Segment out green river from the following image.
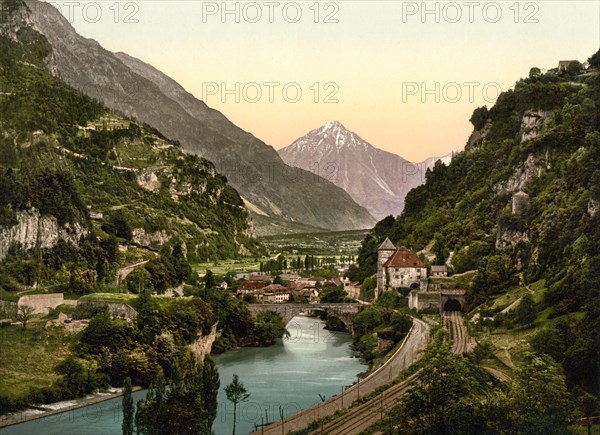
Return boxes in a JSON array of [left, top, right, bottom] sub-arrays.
[[1, 316, 367, 435]]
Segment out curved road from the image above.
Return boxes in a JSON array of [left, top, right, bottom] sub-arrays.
[[249, 318, 430, 435]]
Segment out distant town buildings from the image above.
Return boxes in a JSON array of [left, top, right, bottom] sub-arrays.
[[233, 266, 356, 304]]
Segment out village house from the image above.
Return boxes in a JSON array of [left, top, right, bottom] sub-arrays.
[[377, 238, 427, 298], [430, 265, 448, 277], [260, 284, 291, 303], [236, 280, 265, 295]]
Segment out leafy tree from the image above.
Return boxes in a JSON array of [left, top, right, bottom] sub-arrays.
[[79, 310, 132, 355], [399, 330, 474, 433], [250, 311, 288, 345], [122, 377, 134, 435], [352, 306, 384, 337], [529, 67, 542, 78], [566, 60, 583, 76], [375, 291, 402, 309], [389, 312, 412, 341], [15, 304, 34, 329], [136, 356, 211, 435], [126, 268, 153, 294], [515, 294, 537, 326], [432, 232, 449, 265], [55, 356, 86, 398], [319, 285, 347, 303], [469, 106, 489, 130], [530, 328, 564, 361], [506, 352, 572, 433], [224, 374, 250, 435], [588, 48, 600, 68], [102, 210, 132, 241]]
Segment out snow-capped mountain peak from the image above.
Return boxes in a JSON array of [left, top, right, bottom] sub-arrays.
[[279, 122, 457, 220]]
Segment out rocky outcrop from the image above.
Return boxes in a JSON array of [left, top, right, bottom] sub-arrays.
[[494, 154, 549, 195], [465, 120, 492, 153], [188, 323, 219, 362], [136, 170, 161, 192], [520, 110, 553, 143], [0, 209, 88, 260], [588, 199, 599, 217], [496, 227, 529, 250], [131, 228, 170, 248]]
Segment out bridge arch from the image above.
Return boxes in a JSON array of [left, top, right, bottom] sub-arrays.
[[246, 304, 364, 334]]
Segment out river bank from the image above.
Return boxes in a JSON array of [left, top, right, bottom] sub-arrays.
[[2, 316, 366, 435], [0, 387, 142, 429]]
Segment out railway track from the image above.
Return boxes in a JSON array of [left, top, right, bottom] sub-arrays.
[[311, 372, 420, 435], [444, 311, 471, 354], [311, 311, 473, 435]]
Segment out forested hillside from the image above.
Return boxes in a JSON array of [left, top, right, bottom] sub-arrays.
[[0, 0, 261, 293], [349, 54, 600, 406]]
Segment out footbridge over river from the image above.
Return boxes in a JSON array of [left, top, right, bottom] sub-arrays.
[[247, 303, 364, 333]]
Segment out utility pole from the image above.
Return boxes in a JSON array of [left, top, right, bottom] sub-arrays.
[[279, 406, 284, 435]]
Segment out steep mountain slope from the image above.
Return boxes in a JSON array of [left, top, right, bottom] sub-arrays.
[[349, 60, 600, 400], [22, 0, 375, 234], [279, 121, 453, 219], [0, 0, 260, 273]]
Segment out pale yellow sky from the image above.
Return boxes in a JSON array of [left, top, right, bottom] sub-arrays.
[[50, 1, 599, 161]]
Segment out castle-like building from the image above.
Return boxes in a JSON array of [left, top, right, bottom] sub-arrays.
[[376, 238, 427, 299]]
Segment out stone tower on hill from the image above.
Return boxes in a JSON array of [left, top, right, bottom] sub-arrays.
[[377, 238, 397, 298]]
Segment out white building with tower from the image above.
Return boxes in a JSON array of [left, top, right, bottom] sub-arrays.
[[376, 238, 427, 299]]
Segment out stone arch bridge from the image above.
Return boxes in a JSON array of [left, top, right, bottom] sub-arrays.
[[247, 303, 365, 333]]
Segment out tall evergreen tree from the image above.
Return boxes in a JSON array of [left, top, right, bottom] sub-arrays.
[[122, 377, 134, 435], [202, 356, 220, 432], [225, 374, 250, 435]]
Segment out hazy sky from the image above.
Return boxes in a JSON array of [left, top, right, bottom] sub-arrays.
[[49, 1, 599, 161]]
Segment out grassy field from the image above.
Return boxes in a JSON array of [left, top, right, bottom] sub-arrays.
[[78, 293, 137, 304], [190, 229, 367, 276], [0, 318, 75, 398], [192, 257, 268, 276], [489, 279, 547, 312], [259, 229, 368, 256], [429, 270, 477, 288]]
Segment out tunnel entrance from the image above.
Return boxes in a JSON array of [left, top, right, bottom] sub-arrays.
[[444, 299, 462, 312]]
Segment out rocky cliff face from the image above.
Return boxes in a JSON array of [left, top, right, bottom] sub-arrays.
[[496, 227, 529, 251], [188, 323, 219, 362], [23, 0, 375, 234], [520, 110, 553, 143], [0, 209, 88, 260]]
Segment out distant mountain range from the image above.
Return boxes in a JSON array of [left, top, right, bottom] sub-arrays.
[[279, 121, 456, 220], [23, 0, 375, 235]]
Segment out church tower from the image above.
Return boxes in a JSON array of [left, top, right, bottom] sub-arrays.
[[376, 237, 396, 299]]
